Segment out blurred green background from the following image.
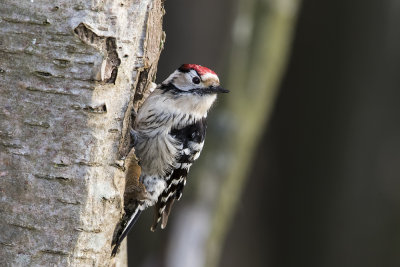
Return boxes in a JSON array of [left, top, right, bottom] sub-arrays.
[[128, 0, 400, 266]]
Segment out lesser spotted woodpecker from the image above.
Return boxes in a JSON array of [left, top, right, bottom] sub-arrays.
[[112, 64, 228, 255]]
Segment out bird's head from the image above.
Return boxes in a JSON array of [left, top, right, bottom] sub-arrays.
[[160, 64, 229, 95]]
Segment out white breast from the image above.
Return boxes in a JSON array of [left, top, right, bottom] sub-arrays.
[[134, 89, 216, 177]]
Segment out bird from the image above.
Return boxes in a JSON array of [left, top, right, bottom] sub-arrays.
[[111, 64, 228, 256]]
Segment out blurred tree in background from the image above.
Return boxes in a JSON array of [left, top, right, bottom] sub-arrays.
[[222, 1, 400, 267], [128, 0, 400, 267]]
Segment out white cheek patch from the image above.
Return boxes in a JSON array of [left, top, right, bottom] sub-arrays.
[[201, 73, 219, 87], [170, 70, 198, 91]]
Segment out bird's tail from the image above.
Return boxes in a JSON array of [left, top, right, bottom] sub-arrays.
[[111, 206, 142, 256]]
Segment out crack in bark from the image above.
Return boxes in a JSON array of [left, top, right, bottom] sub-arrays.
[[76, 161, 102, 167], [26, 86, 77, 96], [52, 59, 70, 67], [83, 104, 107, 114], [40, 249, 70, 256], [34, 174, 72, 183], [56, 198, 81, 205], [70, 104, 107, 114], [75, 227, 102, 233], [24, 121, 50, 128], [132, 69, 150, 108], [33, 71, 53, 77], [0, 142, 23, 149], [74, 23, 121, 84], [52, 162, 69, 168], [9, 223, 39, 231], [1, 5, 51, 26], [0, 241, 15, 247]]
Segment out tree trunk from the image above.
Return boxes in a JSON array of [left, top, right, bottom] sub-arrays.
[[0, 0, 164, 266]]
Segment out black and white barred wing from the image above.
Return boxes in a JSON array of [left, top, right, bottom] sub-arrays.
[[151, 118, 207, 231]]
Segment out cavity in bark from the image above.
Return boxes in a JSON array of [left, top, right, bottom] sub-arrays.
[[74, 23, 121, 84]]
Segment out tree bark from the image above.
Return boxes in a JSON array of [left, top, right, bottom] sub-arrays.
[[0, 0, 164, 266]]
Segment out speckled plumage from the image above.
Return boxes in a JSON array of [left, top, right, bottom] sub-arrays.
[[112, 64, 228, 255], [135, 85, 213, 229]]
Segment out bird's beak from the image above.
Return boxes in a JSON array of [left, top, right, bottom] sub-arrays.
[[212, 86, 230, 93]]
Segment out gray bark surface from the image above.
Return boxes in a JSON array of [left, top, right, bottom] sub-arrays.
[[0, 0, 164, 266]]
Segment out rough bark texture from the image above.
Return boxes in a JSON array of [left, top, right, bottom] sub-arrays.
[[0, 0, 164, 266]]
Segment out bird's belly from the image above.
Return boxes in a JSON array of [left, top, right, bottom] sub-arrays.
[[135, 131, 180, 208], [135, 132, 179, 177], [140, 174, 167, 208]]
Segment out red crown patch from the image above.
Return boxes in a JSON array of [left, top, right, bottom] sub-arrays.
[[179, 64, 217, 76]]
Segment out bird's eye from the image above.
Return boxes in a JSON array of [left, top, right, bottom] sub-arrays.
[[192, 77, 201, 84]]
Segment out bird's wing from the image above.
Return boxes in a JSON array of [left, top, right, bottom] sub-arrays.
[[150, 117, 207, 231]]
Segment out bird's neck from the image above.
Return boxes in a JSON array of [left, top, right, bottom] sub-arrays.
[[146, 89, 216, 119], [171, 93, 217, 118]]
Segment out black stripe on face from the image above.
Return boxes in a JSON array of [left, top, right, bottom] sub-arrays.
[[159, 83, 186, 95], [188, 86, 229, 95]]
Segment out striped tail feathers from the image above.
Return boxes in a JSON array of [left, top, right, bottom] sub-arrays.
[[151, 198, 176, 231], [111, 205, 142, 256], [150, 167, 189, 231], [162, 198, 175, 229]]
